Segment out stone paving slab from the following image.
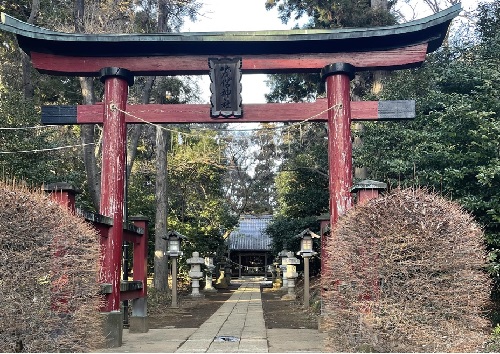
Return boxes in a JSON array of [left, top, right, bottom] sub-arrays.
[[176, 281, 268, 353], [101, 279, 326, 353], [101, 327, 196, 353], [267, 328, 326, 352]]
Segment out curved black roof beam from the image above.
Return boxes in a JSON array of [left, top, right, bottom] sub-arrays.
[[0, 4, 461, 76]]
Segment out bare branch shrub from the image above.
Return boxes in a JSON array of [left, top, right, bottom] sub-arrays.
[[323, 188, 491, 352], [0, 182, 104, 352]]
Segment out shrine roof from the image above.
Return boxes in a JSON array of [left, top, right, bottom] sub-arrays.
[[1, 4, 460, 58], [228, 215, 272, 252]]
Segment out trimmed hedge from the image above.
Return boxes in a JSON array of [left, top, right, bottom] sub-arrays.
[[323, 188, 490, 352], [0, 182, 104, 352]]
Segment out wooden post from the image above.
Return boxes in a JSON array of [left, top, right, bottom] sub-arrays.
[[239, 253, 242, 278], [129, 216, 149, 333], [171, 257, 178, 308], [99, 67, 134, 313], [43, 182, 79, 213], [351, 179, 387, 205], [321, 63, 355, 274], [43, 183, 80, 312], [303, 256, 310, 309]]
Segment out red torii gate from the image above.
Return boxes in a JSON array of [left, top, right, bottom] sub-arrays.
[[0, 3, 459, 345]]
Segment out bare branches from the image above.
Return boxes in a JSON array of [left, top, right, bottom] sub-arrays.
[[323, 188, 490, 352], [0, 182, 104, 352]]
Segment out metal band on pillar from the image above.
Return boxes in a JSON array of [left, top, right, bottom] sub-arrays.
[[99, 67, 134, 313], [320, 62, 355, 277], [99, 67, 135, 87]]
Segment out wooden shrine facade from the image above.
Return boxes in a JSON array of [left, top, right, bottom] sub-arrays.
[[0, 4, 460, 345]]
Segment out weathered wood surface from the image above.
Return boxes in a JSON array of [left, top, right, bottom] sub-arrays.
[[99, 75, 129, 313], [42, 100, 415, 124], [29, 44, 428, 75], [0, 5, 460, 75]]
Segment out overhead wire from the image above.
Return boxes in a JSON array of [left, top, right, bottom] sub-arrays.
[[0, 124, 60, 130], [111, 102, 341, 135], [0, 142, 95, 154], [0, 103, 341, 156]]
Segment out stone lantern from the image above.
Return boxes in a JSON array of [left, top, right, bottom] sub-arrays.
[[279, 249, 289, 289], [203, 256, 217, 292], [224, 260, 232, 286], [281, 251, 300, 300], [296, 229, 319, 309], [162, 230, 186, 308], [187, 251, 205, 297]]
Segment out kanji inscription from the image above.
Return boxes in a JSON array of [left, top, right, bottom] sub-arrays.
[[209, 57, 242, 118]]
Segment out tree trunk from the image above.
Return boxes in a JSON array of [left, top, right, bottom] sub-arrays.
[[20, 0, 40, 100], [74, 0, 101, 211], [79, 77, 101, 211], [152, 0, 171, 292], [126, 77, 155, 179], [153, 126, 169, 291]]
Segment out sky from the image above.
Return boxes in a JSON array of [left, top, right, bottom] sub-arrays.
[[181, 0, 487, 105], [182, 0, 300, 104]]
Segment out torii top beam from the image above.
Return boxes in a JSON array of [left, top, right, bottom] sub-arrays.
[[0, 4, 460, 76]]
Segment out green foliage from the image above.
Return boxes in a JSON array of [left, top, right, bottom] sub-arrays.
[[273, 122, 329, 218], [477, 1, 500, 41], [265, 215, 319, 256], [265, 0, 397, 28], [127, 126, 237, 271], [486, 324, 500, 352], [0, 92, 87, 188], [167, 131, 237, 270], [356, 2, 500, 291], [265, 73, 322, 103]]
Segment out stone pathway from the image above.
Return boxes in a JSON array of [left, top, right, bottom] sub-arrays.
[[103, 279, 325, 353], [176, 281, 267, 352]]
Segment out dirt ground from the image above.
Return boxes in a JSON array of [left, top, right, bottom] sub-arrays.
[[144, 278, 320, 330]]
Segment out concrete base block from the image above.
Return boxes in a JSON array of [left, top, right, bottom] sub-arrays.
[[214, 275, 229, 289], [129, 316, 149, 333], [203, 287, 217, 293], [100, 311, 123, 348], [281, 293, 296, 300]]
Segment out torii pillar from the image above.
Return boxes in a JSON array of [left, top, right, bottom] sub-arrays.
[[320, 63, 355, 275], [98, 67, 134, 316]]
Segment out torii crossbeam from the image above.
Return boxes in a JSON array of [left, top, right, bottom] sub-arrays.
[[0, 3, 460, 347]]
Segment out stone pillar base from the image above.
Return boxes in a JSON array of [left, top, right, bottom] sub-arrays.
[[100, 311, 123, 348], [129, 316, 149, 333]]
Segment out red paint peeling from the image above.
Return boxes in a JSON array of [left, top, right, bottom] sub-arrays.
[[99, 76, 129, 312], [322, 71, 353, 276]]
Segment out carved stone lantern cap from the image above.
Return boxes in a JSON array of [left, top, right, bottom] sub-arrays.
[[187, 251, 205, 265]]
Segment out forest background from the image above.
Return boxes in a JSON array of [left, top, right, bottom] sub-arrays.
[[0, 0, 499, 302]]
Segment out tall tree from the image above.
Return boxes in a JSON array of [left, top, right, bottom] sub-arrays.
[[167, 129, 237, 268], [264, 0, 397, 250]]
